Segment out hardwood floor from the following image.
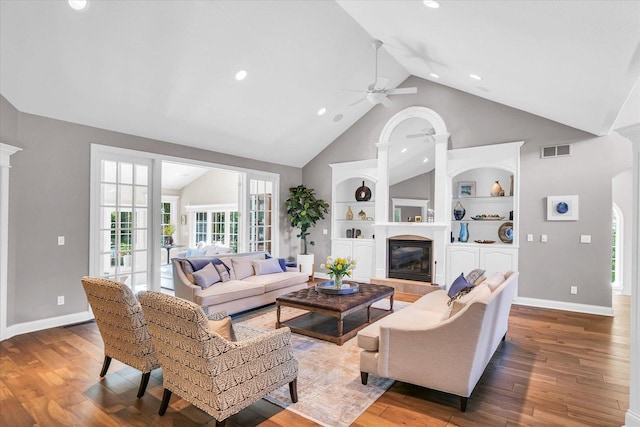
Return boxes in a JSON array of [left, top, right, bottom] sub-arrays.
[[0, 290, 629, 426]]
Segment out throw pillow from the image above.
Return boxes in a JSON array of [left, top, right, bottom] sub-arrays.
[[447, 273, 472, 298], [253, 258, 284, 275], [192, 262, 221, 289], [265, 254, 287, 272], [465, 268, 486, 285], [213, 263, 231, 282], [216, 256, 236, 280], [181, 260, 196, 284], [449, 301, 466, 318], [208, 316, 235, 341], [232, 258, 255, 280]]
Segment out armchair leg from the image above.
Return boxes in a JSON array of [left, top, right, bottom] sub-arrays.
[[137, 372, 151, 398], [460, 396, 468, 412], [361, 372, 368, 385], [502, 333, 506, 342], [159, 389, 172, 415], [289, 378, 298, 403], [99, 356, 112, 378]]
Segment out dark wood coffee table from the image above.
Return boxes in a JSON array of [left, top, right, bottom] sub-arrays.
[[275, 282, 394, 345]]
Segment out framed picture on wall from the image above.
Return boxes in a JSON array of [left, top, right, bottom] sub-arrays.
[[457, 181, 476, 198], [546, 195, 579, 221]]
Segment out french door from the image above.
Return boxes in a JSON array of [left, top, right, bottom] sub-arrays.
[[243, 174, 279, 255], [91, 147, 157, 292]]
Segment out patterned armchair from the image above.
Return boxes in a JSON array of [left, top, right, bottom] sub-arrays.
[[80, 276, 160, 398], [137, 291, 298, 427]]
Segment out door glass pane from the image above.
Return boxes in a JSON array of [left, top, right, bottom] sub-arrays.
[[119, 162, 133, 184], [134, 230, 147, 250], [102, 160, 117, 182], [135, 164, 148, 186], [101, 184, 117, 205], [135, 185, 148, 207], [119, 184, 133, 206], [135, 208, 147, 228]]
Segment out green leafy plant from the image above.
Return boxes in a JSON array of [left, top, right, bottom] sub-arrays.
[[285, 185, 329, 255], [162, 224, 176, 237]]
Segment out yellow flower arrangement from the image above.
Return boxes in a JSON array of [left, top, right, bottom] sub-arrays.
[[320, 256, 357, 287]]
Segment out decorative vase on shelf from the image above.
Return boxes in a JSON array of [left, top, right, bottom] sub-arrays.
[[453, 201, 466, 220], [355, 181, 372, 201], [346, 206, 354, 220], [490, 181, 504, 197], [459, 222, 469, 242], [358, 209, 366, 220]]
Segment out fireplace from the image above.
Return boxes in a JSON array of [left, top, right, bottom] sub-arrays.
[[387, 237, 432, 282]]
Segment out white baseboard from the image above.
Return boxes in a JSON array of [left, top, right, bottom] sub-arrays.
[[626, 409, 640, 427], [513, 297, 614, 317], [3, 310, 94, 341]]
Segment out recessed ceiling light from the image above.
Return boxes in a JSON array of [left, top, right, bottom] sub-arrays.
[[429, 73, 439, 79], [68, 0, 87, 10], [469, 73, 482, 81], [317, 107, 327, 116], [423, 157, 429, 163], [401, 148, 408, 153], [333, 114, 343, 123], [235, 70, 247, 81], [423, 1, 440, 9]]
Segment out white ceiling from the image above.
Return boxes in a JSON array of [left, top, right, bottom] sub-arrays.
[[161, 161, 210, 190], [1, 1, 639, 168]]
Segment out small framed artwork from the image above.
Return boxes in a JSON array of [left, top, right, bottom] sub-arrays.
[[457, 181, 476, 198], [546, 195, 579, 221], [414, 215, 422, 222]]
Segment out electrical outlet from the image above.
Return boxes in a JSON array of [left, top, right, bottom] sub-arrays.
[[322, 229, 328, 235], [57, 296, 65, 305], [570, 286, 578, 295], [527, 234, 533, 242], [58, 236, 65, 246], [541, 234, 548, 243]]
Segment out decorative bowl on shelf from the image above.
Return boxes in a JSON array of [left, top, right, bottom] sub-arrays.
[[474, 240, 496, 244], [471, 215, 505, 220]]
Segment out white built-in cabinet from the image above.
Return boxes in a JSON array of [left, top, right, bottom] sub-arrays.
[[329, 160, 377, 282], [446, 142, 523, 285]]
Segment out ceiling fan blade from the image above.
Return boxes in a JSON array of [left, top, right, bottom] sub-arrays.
[[385, 87, 418, 95], [348, 97, 367, 107], [379, 96, 392, 107]]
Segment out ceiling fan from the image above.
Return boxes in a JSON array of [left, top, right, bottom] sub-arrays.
[[406, 127, 435, 139], [350, 40, 418, 107]]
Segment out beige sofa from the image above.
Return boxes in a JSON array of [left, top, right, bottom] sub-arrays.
[[357, 271, 519, 411], [172, 251, 309, 315]]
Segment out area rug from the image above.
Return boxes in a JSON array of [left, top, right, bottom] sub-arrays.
[[234, 299, 407, 427]]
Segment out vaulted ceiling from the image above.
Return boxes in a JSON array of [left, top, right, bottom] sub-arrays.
[[1, 1, 638, 168]]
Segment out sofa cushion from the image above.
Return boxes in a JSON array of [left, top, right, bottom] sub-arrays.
[[232, 257, 256, 280], [265, 254, 287, 272], [192, 262, 221, 289], [213, 263, 231, 282], [208, 316, 234, 341], [465, 268, 486, 285], [448, 273, 473, 298], [253, 258, 284, 275], [243, 271, 309, 292], [357, 308, 443, 352], [442, 283, 491, 320], [483, 272, 506, 292], [410, 290, 451, 314], [195, 281, 265, 306], [449, 301, 466, 318]]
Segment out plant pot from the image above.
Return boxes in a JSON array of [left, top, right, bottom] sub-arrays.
[[297, 253, 315, 276]]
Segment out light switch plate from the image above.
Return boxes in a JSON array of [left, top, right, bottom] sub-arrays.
[[527, 234, 533, 242], [58, 236, 65, 246], [580, 234, 591, 244], [541, 234, 548, 243]]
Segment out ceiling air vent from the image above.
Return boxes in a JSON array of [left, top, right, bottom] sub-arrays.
[[541, 144, 572, 158]]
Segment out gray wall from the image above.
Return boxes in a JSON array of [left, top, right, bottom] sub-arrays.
[[303, 75, 632, 308], [1, 95, 301, 325]]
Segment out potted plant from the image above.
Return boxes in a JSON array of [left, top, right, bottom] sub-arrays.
[[163, 223, 176, 245], [285, 185, 329, 275]]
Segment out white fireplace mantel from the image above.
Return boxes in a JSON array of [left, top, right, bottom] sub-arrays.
[[373, 222, 449, 286]]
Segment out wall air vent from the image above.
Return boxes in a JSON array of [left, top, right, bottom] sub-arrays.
[[541, 144, 572, 158]]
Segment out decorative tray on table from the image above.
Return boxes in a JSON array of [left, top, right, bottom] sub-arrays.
[[315, 281, 360, 295]]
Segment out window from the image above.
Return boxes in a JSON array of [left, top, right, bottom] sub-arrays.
[[249, 179, 273, 253], [161, 202, 172, 245], [188, 205, 238, 251]]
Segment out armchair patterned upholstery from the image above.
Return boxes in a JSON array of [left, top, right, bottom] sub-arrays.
[[80, 276, 160, 398], [137, 291, 298, 426]]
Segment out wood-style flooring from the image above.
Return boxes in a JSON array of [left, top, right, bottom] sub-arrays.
[[0, 287, 630, 426]]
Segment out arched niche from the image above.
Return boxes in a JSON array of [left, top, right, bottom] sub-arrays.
[[375, 107, 450, 224]]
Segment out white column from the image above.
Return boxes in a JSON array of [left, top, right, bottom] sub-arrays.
[[0, 143, 22, 341], [433, 133, 450, 223], [627, 134, 640, 427]]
